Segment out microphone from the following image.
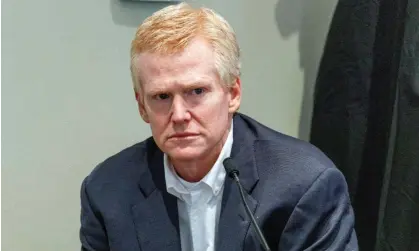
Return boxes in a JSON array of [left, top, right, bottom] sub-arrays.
[[223, 157, 271, 251]]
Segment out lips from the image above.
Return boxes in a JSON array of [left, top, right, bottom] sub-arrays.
[[169, 133, 199, 139]]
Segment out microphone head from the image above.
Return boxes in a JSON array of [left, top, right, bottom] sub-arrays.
[[223, 157, 240, 178]]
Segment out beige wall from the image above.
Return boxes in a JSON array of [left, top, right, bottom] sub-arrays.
[[2, 0, 337, 250]]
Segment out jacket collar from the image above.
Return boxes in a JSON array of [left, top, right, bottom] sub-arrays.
[[216, 113, 260, 251], [131, 139, 181, 250]]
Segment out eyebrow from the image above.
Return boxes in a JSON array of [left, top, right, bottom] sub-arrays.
[[146, 81, 212, 95]]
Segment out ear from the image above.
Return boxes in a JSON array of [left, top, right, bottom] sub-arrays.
[[135, 89, 150, 123], [228, 77, 242, 113]]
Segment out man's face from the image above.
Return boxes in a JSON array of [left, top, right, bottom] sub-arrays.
[[134, 38, 241, 162]]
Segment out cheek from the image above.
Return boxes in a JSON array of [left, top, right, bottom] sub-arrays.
[[194, 96, 230, 130], [148, 116, 167, 137]]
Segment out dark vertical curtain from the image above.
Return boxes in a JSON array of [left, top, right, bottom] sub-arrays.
[[375, 1, 419, 250], [309, 0, 419, 250]]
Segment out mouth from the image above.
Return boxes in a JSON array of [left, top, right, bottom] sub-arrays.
[[168, 133, 199, 139]]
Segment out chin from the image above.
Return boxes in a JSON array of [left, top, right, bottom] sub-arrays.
[[166, 148, 205, 161]]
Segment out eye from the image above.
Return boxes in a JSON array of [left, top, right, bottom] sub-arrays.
[[156, 93, 170, 100], [192, 88, 205, 95]]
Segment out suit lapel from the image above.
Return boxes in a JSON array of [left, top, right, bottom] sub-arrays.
[[216, 114, 260, 251], [131, 142, 181, 251]]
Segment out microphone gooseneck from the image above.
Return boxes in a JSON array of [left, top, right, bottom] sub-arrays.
[[223, 158, 271, 251]]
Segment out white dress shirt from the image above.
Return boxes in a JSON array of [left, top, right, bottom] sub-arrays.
[[163, 122, 234, 251]]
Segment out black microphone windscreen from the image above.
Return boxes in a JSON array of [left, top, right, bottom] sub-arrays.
[[223, 157, 240, 178]]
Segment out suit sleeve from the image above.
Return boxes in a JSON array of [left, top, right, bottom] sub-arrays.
[[278, 168, 359, 251], [80, 177, 110, 251]]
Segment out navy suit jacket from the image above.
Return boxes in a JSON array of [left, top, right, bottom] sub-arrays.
[[80, 113, 358, 251]]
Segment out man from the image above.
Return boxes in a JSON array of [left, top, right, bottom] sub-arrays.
[[79, 2, 358, 251]]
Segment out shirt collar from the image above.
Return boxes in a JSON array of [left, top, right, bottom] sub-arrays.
[[164, 121, 234, 198]]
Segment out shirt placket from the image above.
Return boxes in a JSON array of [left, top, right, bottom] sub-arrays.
[[190, 188, 212, 251]]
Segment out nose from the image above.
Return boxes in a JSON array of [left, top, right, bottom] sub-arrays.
[[171, 95, 191, 123]]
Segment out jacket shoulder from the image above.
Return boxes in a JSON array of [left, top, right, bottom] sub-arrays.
[[237, 113, 338, 191], [82, 137, 155, 189], [238, 113, 334, 171], [239, 114, 345, 207]]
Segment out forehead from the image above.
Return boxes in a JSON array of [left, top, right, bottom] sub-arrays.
[[134, 38, 219, 90]]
